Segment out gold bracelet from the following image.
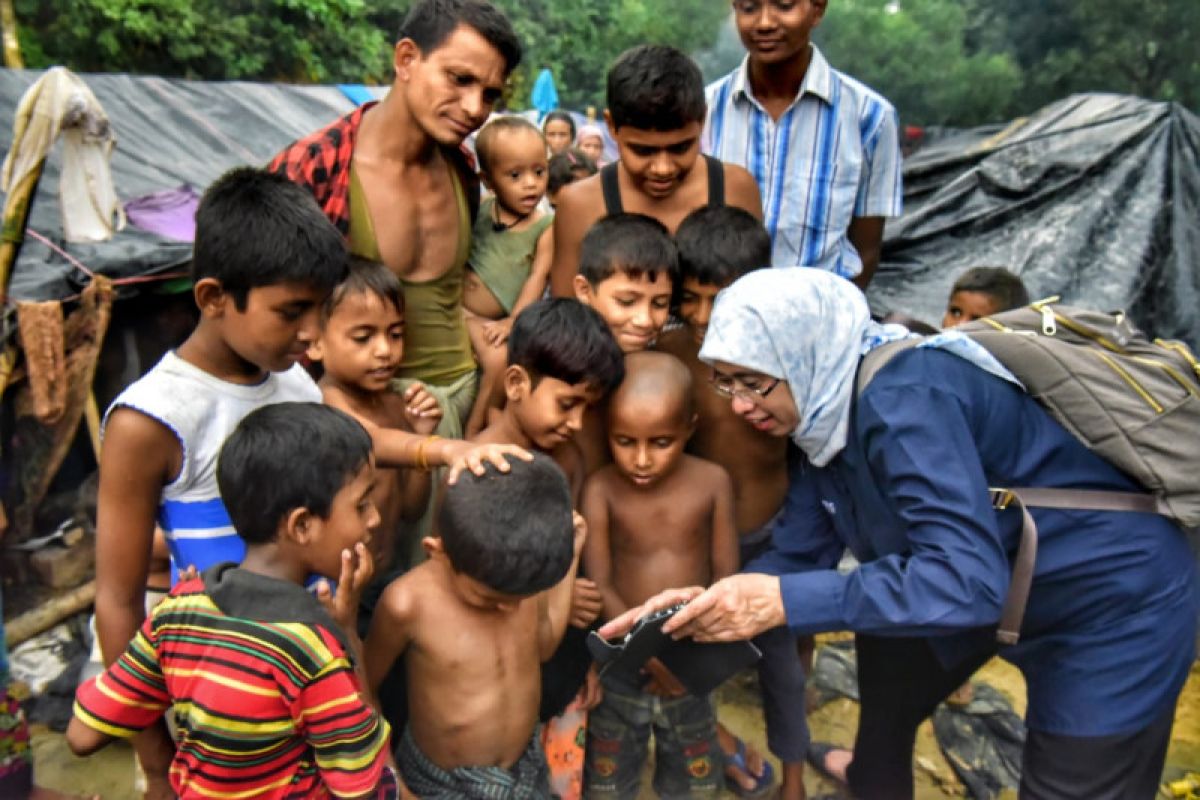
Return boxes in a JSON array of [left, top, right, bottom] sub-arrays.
[[416, 435, 441, 471]]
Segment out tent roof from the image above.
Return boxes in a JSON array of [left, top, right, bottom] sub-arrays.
[[872, 93, 1200, 348], [0, 69, 384, 303]]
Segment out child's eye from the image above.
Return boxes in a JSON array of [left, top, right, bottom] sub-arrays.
[[277, 309, 302, 322], [653, 438, 675, 448], [667, 141, 694, 155], [613, 437, 633, 446], [630, 145, 657, 157], [653, 298, 671, 309], [615, 298, 636, 307], [351, 334, 370, 343], [508, 171, 520, 180]]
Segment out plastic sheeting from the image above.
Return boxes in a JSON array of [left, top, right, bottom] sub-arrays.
[[0, 69, 386, 303], [872, 93, 1200, 349]]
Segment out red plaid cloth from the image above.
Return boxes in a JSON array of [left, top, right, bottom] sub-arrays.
[[269, 102, 480, 236]]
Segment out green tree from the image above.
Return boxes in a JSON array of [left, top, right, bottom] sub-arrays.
[[816, 0, 1022, 126], [15, 0, 390, 83], [966, 0, 1200, 113]]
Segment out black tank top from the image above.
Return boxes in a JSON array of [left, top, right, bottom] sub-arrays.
[[599, 154, 726, 215]]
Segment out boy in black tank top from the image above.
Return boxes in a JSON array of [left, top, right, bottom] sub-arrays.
[[549, 44, 763, 298]]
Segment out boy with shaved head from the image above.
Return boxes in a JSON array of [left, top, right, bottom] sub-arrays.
[[581, 351, 739, 798]]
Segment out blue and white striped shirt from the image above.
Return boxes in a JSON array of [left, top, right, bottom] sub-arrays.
[[704, 47, 904, 278]]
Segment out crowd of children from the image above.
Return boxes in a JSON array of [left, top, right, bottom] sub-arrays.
[[62, 7, 1045, 800]]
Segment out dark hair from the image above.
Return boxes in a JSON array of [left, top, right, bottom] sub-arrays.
[[542, 110, 577, 140], [950, 267, 1030, 312], [547, 148, 597, 196], [438, 453, 574, 595], [508, 299, 625, 394], [323, 256, 404, 321], [475, 115, 543, 175], [579, 213, 679, 287], [607, 45, 706, 131], [193, 167, 347, 310], [675, 206, 771, 287], [218, 403, 373, 545], [399, 0, 521, 74]]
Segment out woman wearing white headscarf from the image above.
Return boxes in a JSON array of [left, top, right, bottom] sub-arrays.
[[600, 269, 1197, 800]]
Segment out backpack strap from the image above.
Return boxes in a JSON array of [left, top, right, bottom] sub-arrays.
[[989, 487, 1169, 645]]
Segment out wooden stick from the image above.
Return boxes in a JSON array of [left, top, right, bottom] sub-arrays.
[[4, 579, 95, 648]]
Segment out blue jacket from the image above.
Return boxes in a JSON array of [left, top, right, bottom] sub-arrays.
[[752, 348, 1198, 736]]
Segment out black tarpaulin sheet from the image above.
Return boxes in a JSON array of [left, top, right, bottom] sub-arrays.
[[872, 93, 1200, 349], [0, 69, 385, 303]]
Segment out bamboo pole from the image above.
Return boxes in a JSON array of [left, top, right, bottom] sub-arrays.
[[4, 579, 95, 648], [0, 0, 22, 69]]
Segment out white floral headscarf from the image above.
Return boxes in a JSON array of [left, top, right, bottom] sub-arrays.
[[698, 269, 909, 466]]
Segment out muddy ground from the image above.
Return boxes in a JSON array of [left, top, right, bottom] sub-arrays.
[[28, 645, 1200, 799]]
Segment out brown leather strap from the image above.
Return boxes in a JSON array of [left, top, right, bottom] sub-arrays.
[[989, 487, 1170, 645]]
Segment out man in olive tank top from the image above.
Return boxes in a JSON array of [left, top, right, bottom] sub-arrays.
[[271, 0, 522, 437]]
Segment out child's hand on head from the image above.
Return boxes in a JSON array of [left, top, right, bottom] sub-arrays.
[[315, 542, 374, 634], [482, 317, 514, 347], [444, 442, 534, 482], [403, 382, 443, 436]]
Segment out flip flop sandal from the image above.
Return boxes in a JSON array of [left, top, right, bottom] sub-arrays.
[[724, 736, 775, 798], [806, 740, 851, 787]]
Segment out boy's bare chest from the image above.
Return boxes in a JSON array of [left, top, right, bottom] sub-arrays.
[[417, 603, 538, 672], [356, 161, 462, 282], [608, 492, 712, 552]]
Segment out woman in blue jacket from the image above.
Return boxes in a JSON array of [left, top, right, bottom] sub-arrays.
[[602, 268, 1198, 799]]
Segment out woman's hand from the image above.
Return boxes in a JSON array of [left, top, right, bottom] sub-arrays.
[[596, 575, 786, 644]]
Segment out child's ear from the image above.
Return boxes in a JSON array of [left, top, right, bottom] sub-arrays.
[[306, 338, 324, 363], [194, 278, 228, 319], [603, 109, 617, 141], [503, 365, 531, 402], [573, 275, 593, 305], [283, 507, 317, 546], [422, 536, 446, 560]]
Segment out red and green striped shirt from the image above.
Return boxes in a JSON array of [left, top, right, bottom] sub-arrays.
[[74, 565, 393, 798]]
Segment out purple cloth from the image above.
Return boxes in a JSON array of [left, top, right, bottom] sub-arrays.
[[125, 185, 201, 242]]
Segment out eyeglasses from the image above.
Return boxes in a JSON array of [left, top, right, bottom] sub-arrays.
[[708, 369, 780, 401]]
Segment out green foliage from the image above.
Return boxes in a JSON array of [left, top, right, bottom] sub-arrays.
[[490, 0, 730, 109], [816, 0, 1021, 126], [14, 0, 390, 83]]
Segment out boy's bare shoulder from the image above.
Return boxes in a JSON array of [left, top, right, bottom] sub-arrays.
[[655, 329, 698, 362], [722, 162, 764, 219], [321, 382, 409, 431], [581, 462, 623, 497], [676, 453, 733, 491], [554, 175, 605, 226], [377, 561, 439, 622]]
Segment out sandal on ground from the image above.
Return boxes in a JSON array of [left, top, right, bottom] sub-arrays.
[[806, 741, 852, 787], [723, 736, 775, 798]]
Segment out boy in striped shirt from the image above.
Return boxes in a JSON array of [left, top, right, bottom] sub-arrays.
[[70, 403, 398, 799]]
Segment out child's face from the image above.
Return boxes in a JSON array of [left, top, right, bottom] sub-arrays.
[[942, 290, 1000, 328], [574, 271, 673, 353], [578, 135, 604, 164], [678, 277, 727, 346], [733, 0, 826, 67], [311, 291, 405, 393], [607, 393, 692, 489], [543, 119, 574, 155], [308, 461, 380, 580], [608, 121, 703, 200], [484, 128, 549, 218], [509, 371, 603, 451], [217, 281, 326, 373]]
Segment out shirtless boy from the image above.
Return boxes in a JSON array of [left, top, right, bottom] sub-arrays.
[[364, 454, 585, 797], [272, 0, 522, 435], [658, 206, 806, 799], [550, 44, 761, 297], [581, 351, 739, 798], [310, 258, 441, 575]]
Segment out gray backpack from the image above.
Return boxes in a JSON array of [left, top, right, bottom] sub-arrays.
[[858, 298, 1200, 644]]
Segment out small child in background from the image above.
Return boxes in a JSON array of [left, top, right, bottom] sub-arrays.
[[364, 454, 586, 797], [308, 257, 441, 577], [547, 148, 597, 208], [463, 116, 555, 437], [942, 266, 1030, 327], [572, 212, 680, 475], [575, 124, 606, 167], [543, 110, 577, 155], [582, 351, 739, 798], [70, 403, 396, 798]]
